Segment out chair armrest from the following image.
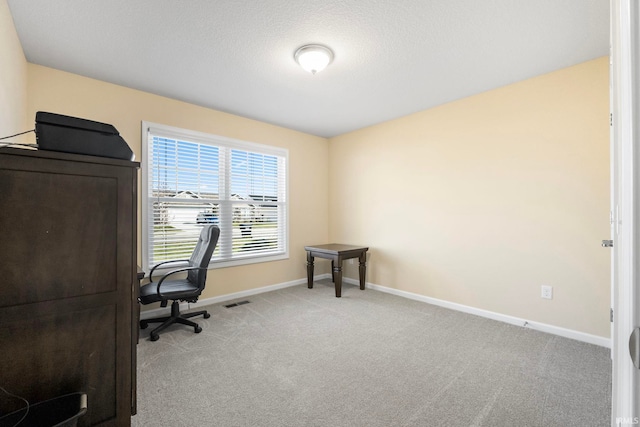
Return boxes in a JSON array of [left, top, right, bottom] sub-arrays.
[[149, 259, 190, 282], [155, 266, 208, 299]]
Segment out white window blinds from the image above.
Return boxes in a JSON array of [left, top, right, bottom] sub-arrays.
[[142, 123, 288, 270]]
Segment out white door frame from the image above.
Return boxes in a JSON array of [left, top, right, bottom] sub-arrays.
[[610, 1, 640, 425]]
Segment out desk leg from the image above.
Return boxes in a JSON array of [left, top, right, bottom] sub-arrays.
[[306, 252, 314, 289], [333, 262, 343, 297], [359, 252, 366, 290]]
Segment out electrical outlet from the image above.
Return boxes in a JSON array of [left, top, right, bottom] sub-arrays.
[[541, 285, 553, 300]]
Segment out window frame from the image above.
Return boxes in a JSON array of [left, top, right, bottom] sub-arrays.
[[141, 121, 289, 273]]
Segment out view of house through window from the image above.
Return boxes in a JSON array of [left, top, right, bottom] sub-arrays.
[[142, 123, 288, 270]]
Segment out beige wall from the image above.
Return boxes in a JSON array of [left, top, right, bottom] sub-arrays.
[[14, 37, 609, 336], [26, 64, 330, 300], [0, 0, 27, 135], [329, 57, 610, 338]]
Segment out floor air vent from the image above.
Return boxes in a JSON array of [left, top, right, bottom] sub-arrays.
[[224, 300, 250, 308]]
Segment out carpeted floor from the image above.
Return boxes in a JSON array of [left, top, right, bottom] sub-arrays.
[[132, 280, 611, 427]]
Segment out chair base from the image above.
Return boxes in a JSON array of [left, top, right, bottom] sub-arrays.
[[140, 300, 210, 341]]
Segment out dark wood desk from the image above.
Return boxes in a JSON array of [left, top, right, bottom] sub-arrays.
[[305, 244, 368, 297]]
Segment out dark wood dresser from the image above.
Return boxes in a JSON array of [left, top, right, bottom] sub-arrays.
[[0, 147, 138, 426]]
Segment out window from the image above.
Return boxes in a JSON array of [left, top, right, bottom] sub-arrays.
[[142, 122, 288, 271]]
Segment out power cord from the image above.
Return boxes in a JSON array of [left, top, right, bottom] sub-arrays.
[[0, 130, 37, 150], [0, 385, 29, 426], [0, 142, 38, 149], [0, 129, 35, 141]]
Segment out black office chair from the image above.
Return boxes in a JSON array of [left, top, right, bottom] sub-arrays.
[[139, 225, 220, 341]]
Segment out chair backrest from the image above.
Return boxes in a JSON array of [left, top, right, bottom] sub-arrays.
[[187, 225, 220, 289]]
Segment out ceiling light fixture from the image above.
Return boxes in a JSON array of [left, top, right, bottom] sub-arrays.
[[294, 44, 334, 75]]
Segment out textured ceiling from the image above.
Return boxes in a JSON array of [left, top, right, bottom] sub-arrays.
[[7, 0, 609, 138]]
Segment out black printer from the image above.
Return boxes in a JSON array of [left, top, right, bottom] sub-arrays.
[[35, 111, 135, 161]]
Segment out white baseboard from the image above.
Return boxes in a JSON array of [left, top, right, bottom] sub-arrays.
[[141, 274, 611, 349], [342, 278, 611, 349], [140, 274, 331, 320]]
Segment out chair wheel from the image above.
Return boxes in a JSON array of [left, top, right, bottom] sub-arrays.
[[203, 312, 211, 319], [150, 333, 159, 341], [140, 321, 148, 329], [194, 325, 202, 333]]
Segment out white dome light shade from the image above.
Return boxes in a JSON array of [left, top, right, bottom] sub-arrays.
[[294, 44, 334, 74]]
